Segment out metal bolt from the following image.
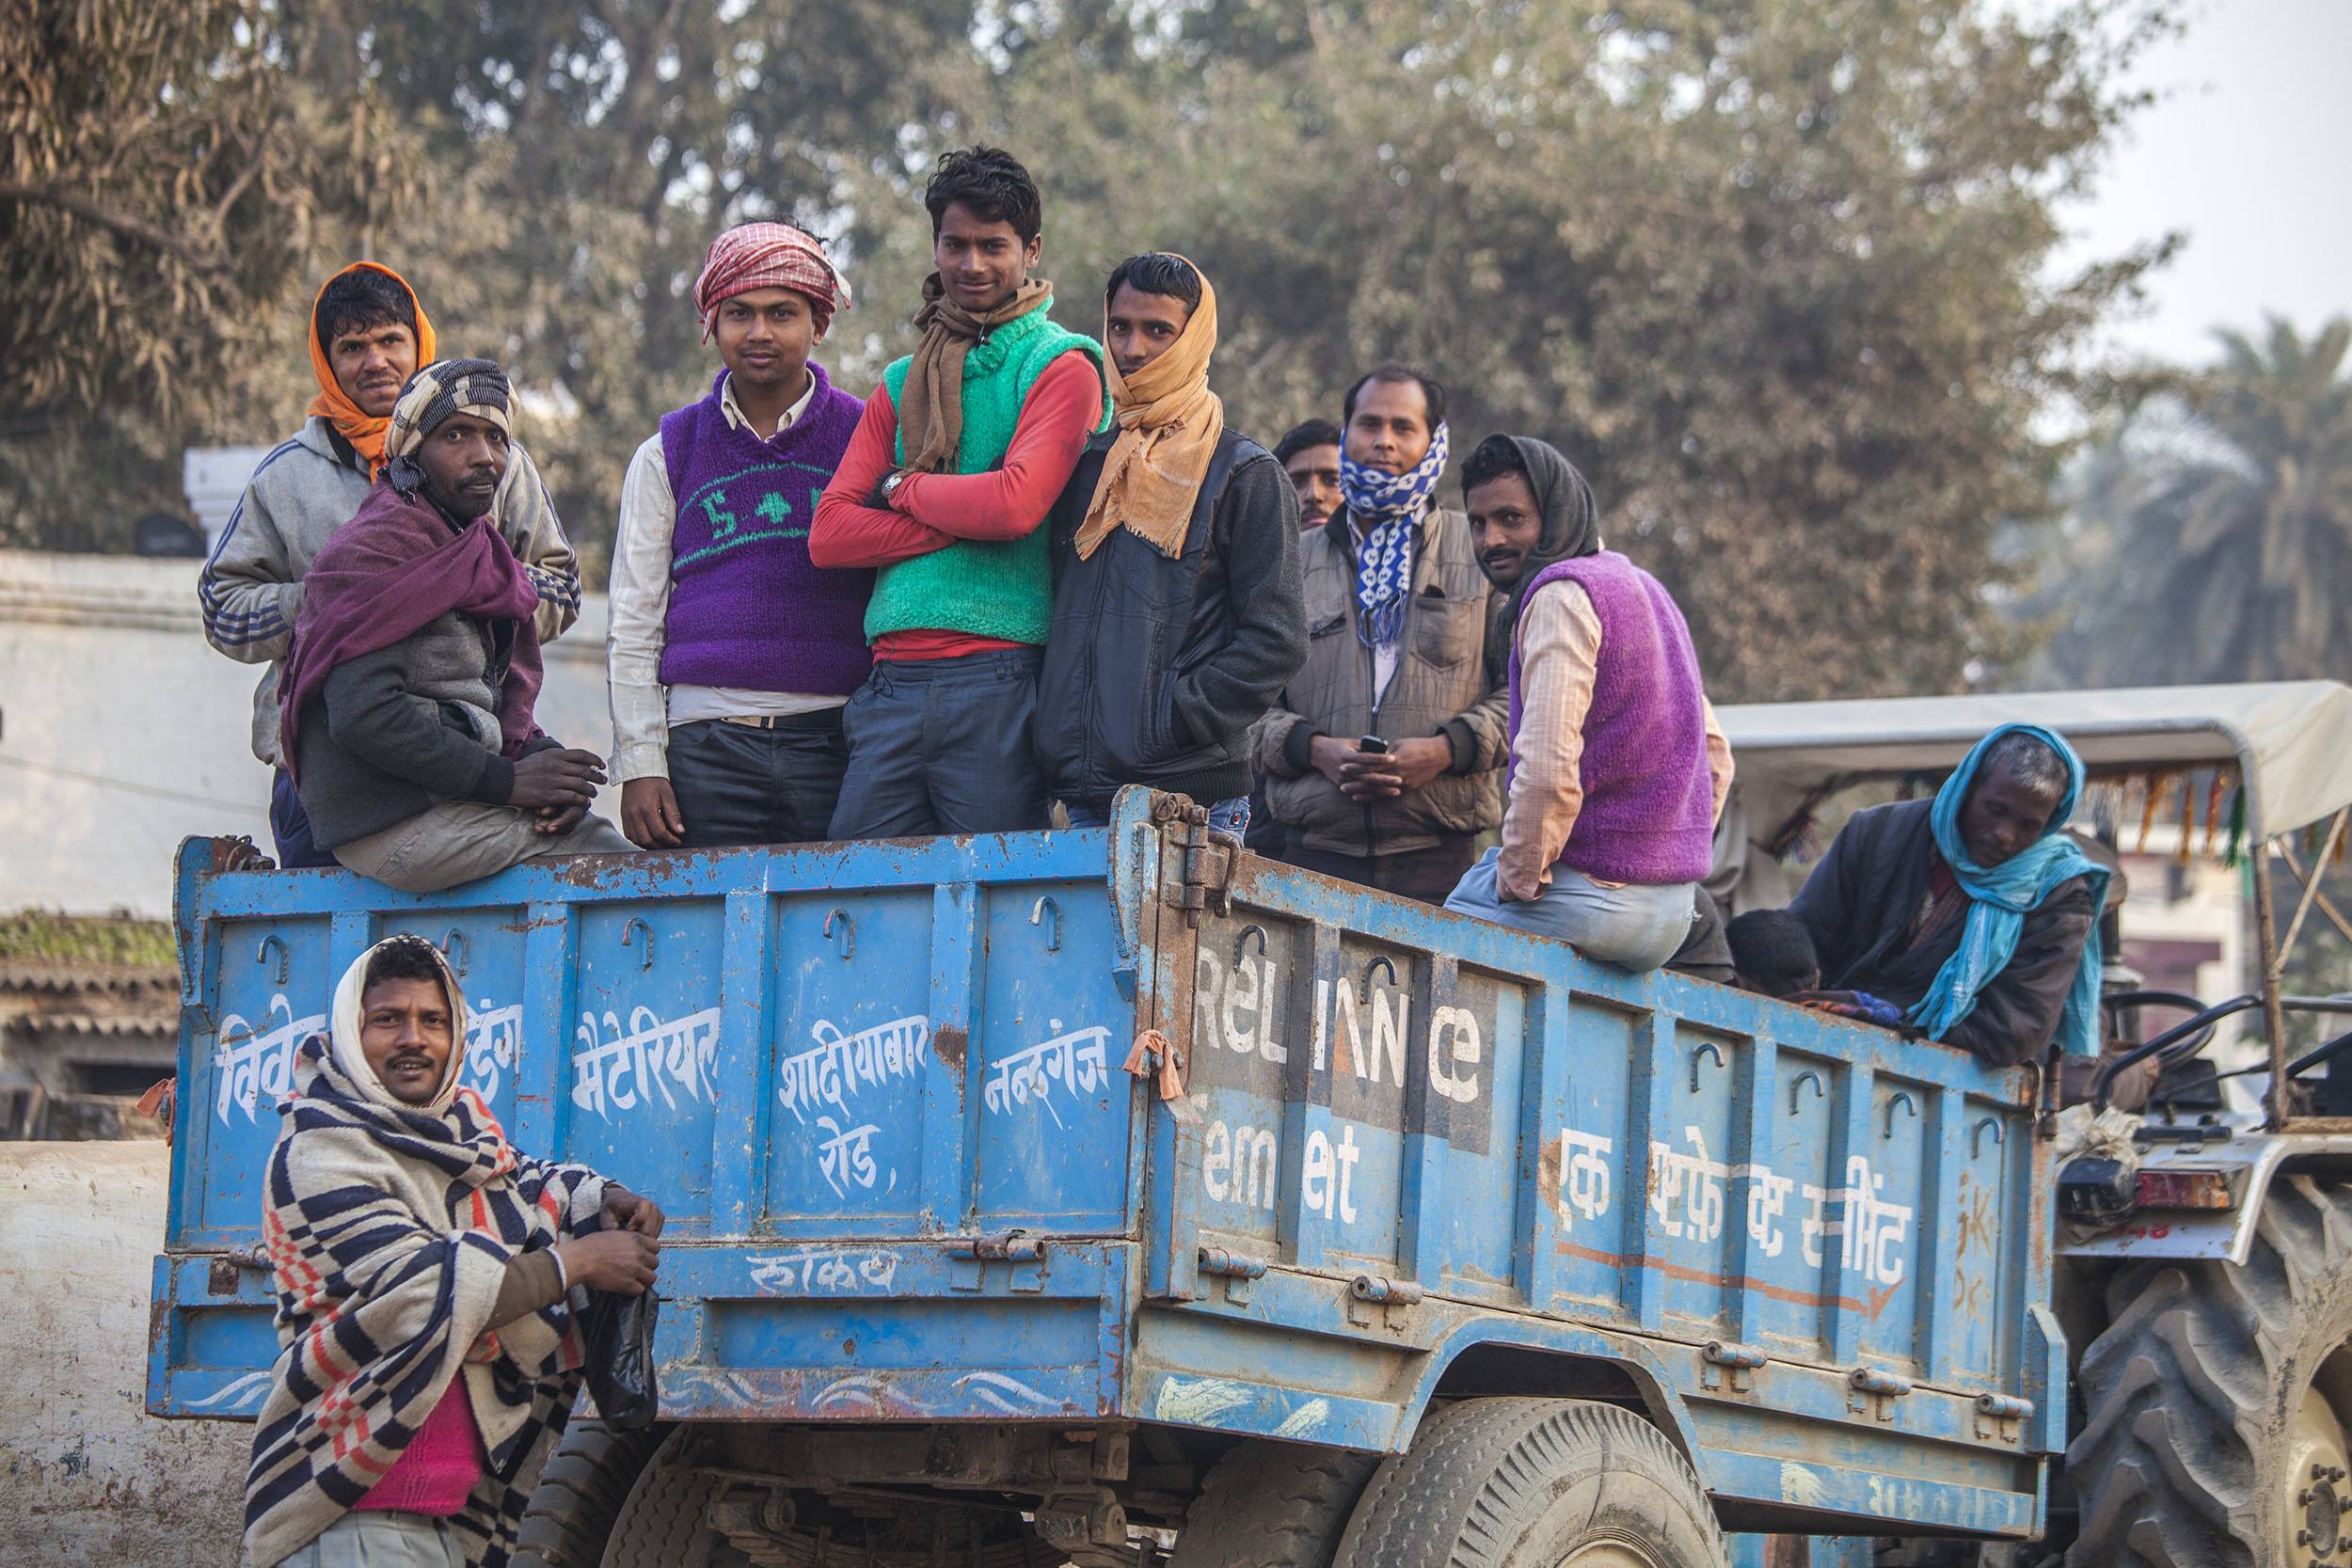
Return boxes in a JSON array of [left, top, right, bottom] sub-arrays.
[[2307, 1489, 2318, 1507], [2303, 1530, 2315, 1546], [2333, 1466, 2347, 1482], [2320, 1464, 2335, 1481]]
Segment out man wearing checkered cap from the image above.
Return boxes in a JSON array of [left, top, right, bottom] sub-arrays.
[[278, 358, 632, 892], [604, 221, 872, 850]]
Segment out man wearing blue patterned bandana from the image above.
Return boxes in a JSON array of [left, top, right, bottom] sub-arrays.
[[1248, 363, 1510, 903]]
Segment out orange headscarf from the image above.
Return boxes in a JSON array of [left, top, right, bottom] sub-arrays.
[[306, 261, 437, 471]]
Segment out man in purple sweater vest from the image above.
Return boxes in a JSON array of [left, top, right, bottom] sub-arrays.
[[1441, 435, 1734, 971], [606, 222, 872, 849]]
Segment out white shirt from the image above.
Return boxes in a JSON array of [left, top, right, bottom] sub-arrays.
[[606, 371, 837, 784]]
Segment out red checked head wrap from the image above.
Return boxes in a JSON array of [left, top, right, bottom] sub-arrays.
[[692, 222, 851, 341]]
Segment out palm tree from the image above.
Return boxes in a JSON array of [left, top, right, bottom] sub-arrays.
[[2042, 316, 2352, 687]]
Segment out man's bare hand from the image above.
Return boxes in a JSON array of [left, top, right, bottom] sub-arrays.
[[509, 748, 606, 812], [602, 1186, 666, 1238], [555, 1230, 659, 1295], [621, 778, 686, 848], [1318, 734, 1453, 800], [533, 802, 588, 835]]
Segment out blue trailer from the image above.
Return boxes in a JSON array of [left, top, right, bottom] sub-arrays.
[[150, 788, 2058, 1567]]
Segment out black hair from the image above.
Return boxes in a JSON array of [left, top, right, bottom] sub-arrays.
[[1725, 911, 1820, 999], [1981, 732, 2070, 800], [925, 145, 1043, 245], [1273, 419, 1343, 467], [362, 934, 445, 993], [314, 268, 418, 352], [1459, 433, 1530, 497], [1104, 252, 1201, 314], [1343, 361, 1446, 429]]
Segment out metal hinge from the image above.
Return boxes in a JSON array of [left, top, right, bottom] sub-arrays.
[[1197, 1246, 1269, 1304], [1155, 796, 1238, 928]]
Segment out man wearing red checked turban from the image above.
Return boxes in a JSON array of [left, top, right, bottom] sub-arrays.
[[605, 221, 876, 849]]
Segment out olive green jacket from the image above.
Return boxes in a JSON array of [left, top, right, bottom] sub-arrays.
[[1248, 501, 1509, 856]]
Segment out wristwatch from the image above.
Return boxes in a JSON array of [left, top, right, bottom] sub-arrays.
[[880, 470, 908, 505]]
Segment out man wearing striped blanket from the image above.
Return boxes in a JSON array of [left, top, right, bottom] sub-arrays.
[[243, 934, 663, 1568]]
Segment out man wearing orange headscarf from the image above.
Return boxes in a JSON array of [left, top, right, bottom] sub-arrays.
[[1035, 253, 1306, 831], [200, 261, 581, 866]]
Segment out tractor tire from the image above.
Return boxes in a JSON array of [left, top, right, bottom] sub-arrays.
[[1330, 1397, 1725, 1568], [2065, 1173, 2352, 1568], [1168, 1441, 1379, 1568], [509, 1418, 673, 1568]]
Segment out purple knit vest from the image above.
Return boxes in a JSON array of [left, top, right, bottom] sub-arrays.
[[1507, 553, 1714, 883], [658, 366, 871, 695]]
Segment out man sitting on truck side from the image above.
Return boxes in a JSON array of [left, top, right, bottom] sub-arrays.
[[242, 934, 663, 1568], [278, 359, 632, 892], [810, 145, 1111, 837], [607, 222, 870, 850], [1036, 254, 1307, 833], [1248, 365, 1510, 904], [1439, 435, 1730, 971], [1787, 724, 2110, 1065], [200, 262, 580, 868]]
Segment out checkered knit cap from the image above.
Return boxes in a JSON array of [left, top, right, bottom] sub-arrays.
[[384, 357, 513, 462]]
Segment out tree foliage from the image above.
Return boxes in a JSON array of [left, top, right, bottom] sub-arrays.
[[8, 0, 2175, 701], [2039, 315, 2352, 687], [1, 0, 420, 545]]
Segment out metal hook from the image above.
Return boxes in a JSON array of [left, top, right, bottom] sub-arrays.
[[1364, 955, 1398, 990], [822, 908, 855, 960], [1029, 896, 1061, 952], [257, 934, 290, 987], [438, 928, 470, 978], [1972, 1117, 2006, 1159], [620, 916, 655, 972], [1789, 1070, 1824, 1114], [1883, 1091, 1919, 1138], [1690, 1040, 1725, 1093], [1234, 924, 1270, 964]]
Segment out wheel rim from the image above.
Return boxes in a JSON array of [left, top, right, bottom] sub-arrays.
[[1559, 1541, 1667, 1568], [2283, 1351, 2352, 1562]]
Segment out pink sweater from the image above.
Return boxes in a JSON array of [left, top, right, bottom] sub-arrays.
[[353, 1381, 485, 1516]]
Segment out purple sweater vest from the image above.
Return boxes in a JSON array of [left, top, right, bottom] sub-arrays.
[[1508, 553, 1714, 883], [658, 366, 871, 696]]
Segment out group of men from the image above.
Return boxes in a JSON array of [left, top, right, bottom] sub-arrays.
[[200, 142, 1740, 969]]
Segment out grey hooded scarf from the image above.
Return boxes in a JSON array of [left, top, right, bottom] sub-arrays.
[[1486, 435, 1604, 630]]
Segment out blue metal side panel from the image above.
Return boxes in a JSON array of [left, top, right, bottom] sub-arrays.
[[150, 829, 1147, 1420]]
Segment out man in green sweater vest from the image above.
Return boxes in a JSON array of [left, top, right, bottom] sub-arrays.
[[812, 146, 1111, 837]]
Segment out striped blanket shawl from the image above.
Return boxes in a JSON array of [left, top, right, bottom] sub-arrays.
[[244, 1034, 608, 1568]]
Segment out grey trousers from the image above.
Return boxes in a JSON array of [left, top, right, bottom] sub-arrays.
[[335, 801, 634, 893], [278, 1512, 464, 1568], [1444, 848, 1698, 973]]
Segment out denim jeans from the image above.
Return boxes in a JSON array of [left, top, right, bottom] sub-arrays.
[[270, 768, 338, 868], [1443, 848, 1699, 973], [1063, 795, 1249, 835], [827, 649, 1050, 838], [278, 1512, 464, 1568], [665, 712, 848, 847]]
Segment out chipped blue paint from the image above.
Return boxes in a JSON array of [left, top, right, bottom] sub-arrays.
[[148, 788, 2055, 1544]]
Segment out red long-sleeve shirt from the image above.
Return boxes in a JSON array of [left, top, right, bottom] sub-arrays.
[[811, 353, 1104, 662]]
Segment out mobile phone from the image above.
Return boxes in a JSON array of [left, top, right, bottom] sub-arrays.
[[1358, 735, 1391, 754]]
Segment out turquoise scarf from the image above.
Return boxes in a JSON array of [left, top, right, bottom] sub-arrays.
[[1911, 722, 2111, 1057]]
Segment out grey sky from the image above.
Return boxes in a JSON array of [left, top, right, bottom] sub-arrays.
[[2056, 0, 2352, 369]]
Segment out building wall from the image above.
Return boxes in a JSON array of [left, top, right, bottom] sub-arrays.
[[0, 548, 620, 919], [0, 1142, 247, 1565]]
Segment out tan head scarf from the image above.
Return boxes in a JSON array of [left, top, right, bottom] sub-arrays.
[[1073, 259, 1223, 561], [327, 934, 471, 1116], [897, 273, 1056, 474]]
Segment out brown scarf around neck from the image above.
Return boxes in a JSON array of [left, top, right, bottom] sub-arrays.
[[898, 273, 1055, 473]]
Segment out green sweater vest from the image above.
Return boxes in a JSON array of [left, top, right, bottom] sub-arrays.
[[866, 303, 1109, 646]]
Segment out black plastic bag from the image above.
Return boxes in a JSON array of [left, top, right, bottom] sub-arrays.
[[580, 1288, 660, 1430]]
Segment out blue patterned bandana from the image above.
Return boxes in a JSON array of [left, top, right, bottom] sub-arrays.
[[1341, 420, 1450, 649]]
